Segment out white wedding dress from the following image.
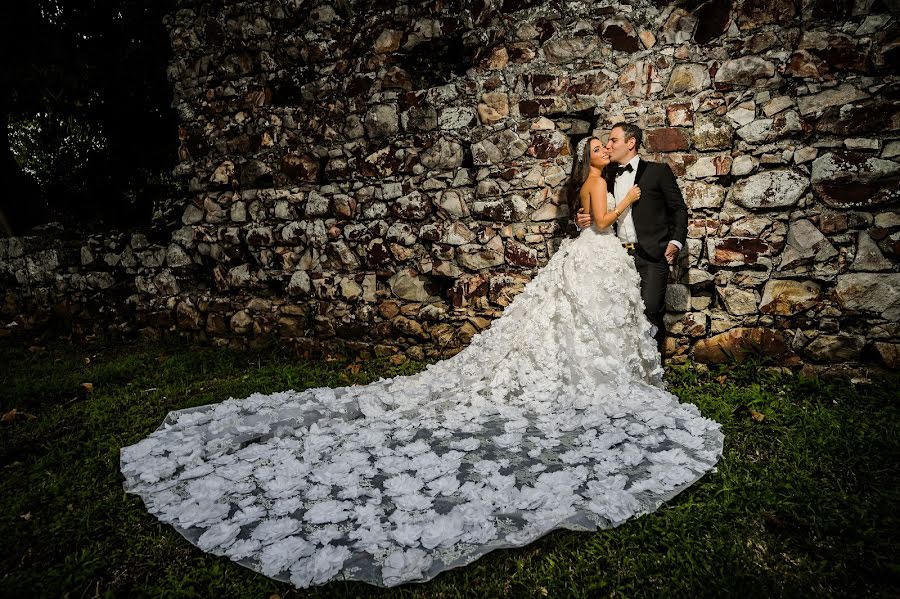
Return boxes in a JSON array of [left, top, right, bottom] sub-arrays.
[[120, 191, 724, 588]]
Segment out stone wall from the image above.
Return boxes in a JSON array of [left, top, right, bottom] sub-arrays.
[[2, 0, 899, 372]]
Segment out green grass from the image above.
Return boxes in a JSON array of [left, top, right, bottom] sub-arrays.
[[1, 336, 898, 598]]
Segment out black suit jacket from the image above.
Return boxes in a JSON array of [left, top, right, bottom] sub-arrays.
[[605, 159, 688, 262]]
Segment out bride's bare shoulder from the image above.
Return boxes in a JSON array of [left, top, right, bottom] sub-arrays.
[[579, 176, 607, 197]]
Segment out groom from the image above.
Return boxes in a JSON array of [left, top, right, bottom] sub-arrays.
[[576, 122, 688, 364]]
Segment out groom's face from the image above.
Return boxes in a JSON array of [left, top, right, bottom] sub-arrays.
[[606, 127, 634, 164]]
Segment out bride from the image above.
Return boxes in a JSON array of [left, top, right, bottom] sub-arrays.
[[120, 136, 724, 588]]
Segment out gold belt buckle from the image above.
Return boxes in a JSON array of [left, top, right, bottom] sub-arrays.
[[622, 243, 636, 251]]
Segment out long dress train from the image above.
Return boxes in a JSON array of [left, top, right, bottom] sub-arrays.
[[119, 196, 724, 588]]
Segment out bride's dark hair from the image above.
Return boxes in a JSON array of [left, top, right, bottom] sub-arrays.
[[567, 135, 602, 217]]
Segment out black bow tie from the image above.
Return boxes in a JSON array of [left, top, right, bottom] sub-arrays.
[[615, 163, 634, 175]]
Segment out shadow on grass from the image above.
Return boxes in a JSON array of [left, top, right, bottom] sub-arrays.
[[1, 336, 898, 598]]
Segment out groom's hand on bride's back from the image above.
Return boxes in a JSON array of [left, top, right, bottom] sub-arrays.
[[576, 208, 592, 229]]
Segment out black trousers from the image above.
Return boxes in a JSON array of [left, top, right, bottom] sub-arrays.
[[631, 248, 669, 363]]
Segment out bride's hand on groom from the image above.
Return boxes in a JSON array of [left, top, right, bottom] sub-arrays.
[[624, 184, 641, 204]]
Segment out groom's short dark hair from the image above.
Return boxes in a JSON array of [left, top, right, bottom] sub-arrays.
[[612, 122, 642, 150]]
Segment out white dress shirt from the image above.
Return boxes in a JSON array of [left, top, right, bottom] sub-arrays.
[[613, 155, 641, 244], [611, 155, 683, 251]]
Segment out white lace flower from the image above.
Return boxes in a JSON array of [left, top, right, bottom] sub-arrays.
[[185, 474, 231, 501], [250, 517, 301, 543], [223, 538, 261, 561], [235, 443, 272, 463], [619, 442, 645, 466], [683, 414, 719, 436], [397, 439, 431, 456], [461, 519, 497, 545], [625, 476, 660, 494], [353, 427, 388, 447], [211, 400, 241, 418], [349, 524, 390, 553], [419, 513, 465, 549], [559, 449, 587, 465], [392, 522, 423, 546], [647, 463, 694, 489], [302, 428, 335, 455], [504, 523, 544, 546], [486, 472, 516, 490], [586, 489, 641, 525], [197, 522, 241, 552], [392, 428, 416, 443], [172, 499, 230, 528], [120, 437, 160, 462], [649, 448, 689, 465], [426, 475, 460, 496], [663, 427, 704, 450], [258, 536, 316, 577], [536, 467, 586, 493], [504, 419, 528, 433], [289, 544, 352, 588], [585, 474, 628, 494], [304, 500, 353, 524], [271, 496, 303, 516], [472, 460, 499, 476], [408, 452, 443, 478], [353, 503, 380, 525], [393, 493, 433, 511], [253, 465, 276, 482], [277, 455, 312, 478], [384, 473, 424, 496], [175, 411, 212, 427], [636, 431, 666, 447], [334, 450, 371, 469], [305, 483, 332, 500], [493, 432, 523, 449], [235, 421, 271, 436], [230, 503, 266, 526], [374, 455, 410, 475], [309, 525, 343, 546], [440, 449, 465, 462], [132, 456, 178, 484], [337, 482, 366, 500], [513, 485, 550, 510], [310, 461, 353, 486], [262, 475, 306, 499], [381, 548, 433, 586], [449, 437, 480, 451], [216, 460, 255, 481]]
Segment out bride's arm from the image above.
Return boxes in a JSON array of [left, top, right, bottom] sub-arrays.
[[580, 178, 620, 231]]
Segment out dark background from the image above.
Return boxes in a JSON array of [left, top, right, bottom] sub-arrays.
[[1, 0, 179, 235]]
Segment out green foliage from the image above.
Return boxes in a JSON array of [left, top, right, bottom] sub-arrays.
[[3, 0, 179, 232], [1, 338, 898, 597], [10, 113, 110, 199]]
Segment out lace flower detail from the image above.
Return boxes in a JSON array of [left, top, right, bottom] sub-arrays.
[[224, 538, 262, 561], [304, 500, 354, 524], [381, 548, 433, 586], [197, 522, 241, 552], [250, 517, 301, 543], [258, 536, 316, 577], [449, 437, 480, 451], [384, 473, 424, 496], [290, 544, 352, 588]]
